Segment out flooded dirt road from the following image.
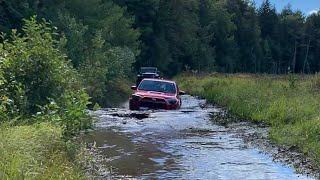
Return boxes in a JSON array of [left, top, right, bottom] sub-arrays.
[[83, 95, 313, 179]]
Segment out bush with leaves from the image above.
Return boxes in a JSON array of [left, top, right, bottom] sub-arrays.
[[78, 31, 136, 107], [0, 72, 21, 122], [35, 90, 93, 137], [0, 17, 92, 135]]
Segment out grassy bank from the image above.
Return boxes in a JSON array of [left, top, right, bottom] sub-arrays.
[[0, 18, 97, 179], [0, 123, 88, 180], [177, 73, 320, 164]]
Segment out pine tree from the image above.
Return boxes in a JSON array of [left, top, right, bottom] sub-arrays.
[[258, 0, 280, 73]]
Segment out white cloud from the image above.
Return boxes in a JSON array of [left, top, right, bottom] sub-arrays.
[[308, 9, 319, 15]]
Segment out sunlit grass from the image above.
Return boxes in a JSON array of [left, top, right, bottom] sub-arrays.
[[0, 123, 85, 180], [177, 73, 320, 164]]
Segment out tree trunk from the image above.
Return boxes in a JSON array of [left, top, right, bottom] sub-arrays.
[[278, 58, 281, 74], [292, 40, 297, 73], [303, 38, 311, 74]]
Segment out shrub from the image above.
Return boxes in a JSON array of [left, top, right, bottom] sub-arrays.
[[0, 16, 80, 115], [35, 89, 93, 137], [0, 16, 93, 135]]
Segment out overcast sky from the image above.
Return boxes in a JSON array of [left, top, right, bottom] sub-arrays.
[[253, 0, 320, 15]]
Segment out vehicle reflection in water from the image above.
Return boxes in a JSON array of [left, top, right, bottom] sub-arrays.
[[82, 96, 313, 180]]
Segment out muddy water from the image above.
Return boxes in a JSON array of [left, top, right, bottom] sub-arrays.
[[83, 95, 313, 179]]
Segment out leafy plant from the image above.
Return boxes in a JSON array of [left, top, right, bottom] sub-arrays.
[[35, 90, 93, 137], [0, 17, 93, 135]]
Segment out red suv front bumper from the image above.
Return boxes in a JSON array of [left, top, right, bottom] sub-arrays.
[[129, 97, 179, 110]]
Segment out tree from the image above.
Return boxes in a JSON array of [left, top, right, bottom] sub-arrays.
[[113, 0, 160, 70], [304, 12, 320, 73], [199, 0, 236, 73], [155, 0, 202, 75], [0, 0, 65, 33], [258, 0, 278, 39], [56, 11, 88, 67], [55, 0, 140, 106], [258, 0, 280, 73], [278, 7, 304, 73], [226, 0, 262, 73], [0, 17, 83, 115]]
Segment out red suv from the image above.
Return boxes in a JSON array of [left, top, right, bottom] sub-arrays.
[[129, 78, 185, 110]]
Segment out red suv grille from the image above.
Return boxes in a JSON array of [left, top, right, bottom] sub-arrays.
[[142, 97, 166, 103], [140, 102, 167, 109]]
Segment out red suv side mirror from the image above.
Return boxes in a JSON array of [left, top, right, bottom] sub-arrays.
[[179, 91, 185, 95], [131, 86, 137, 90]]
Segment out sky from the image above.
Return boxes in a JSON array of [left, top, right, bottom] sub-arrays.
[[254, 0, 320, 15]]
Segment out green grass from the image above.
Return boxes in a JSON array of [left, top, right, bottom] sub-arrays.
[[0, 123, 86, 180], [176, 73, 320, 164]]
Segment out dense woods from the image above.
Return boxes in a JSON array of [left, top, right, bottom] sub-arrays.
[[1, 1, 319, 78], [0, 0, 319, 118], [114, 0, 320, 75], [0, 0, 319, 91], [0, 0, 140, 107]]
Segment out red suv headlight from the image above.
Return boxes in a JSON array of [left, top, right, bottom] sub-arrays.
[[167, 98, 177, 105], [132, 94, 142, 100]]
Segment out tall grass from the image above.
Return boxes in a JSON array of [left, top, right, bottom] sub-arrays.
[[0, 123, 85, 180], [177, 73, 320, 164]]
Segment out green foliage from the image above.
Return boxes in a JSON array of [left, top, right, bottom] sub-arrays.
[[114, 0, 320, 75], [0, 0, 65, 33], [155, 0, 204, 75], [1, 0, 320, 76], [1, 17, 76, 114], [78, 31, 136, 106], [0, 17, 95, 179], [113, 0, 160, 69], [288, 71, 299, 89], [309, 73, 320, 92], [0, 70, 22, 122], [177, 74, 320, 165], [56, 0, 140, 106], [227, 0, 263, 73], [35, 89, 92, 137], [1, 0, 140, 107], [0, 17, 92, 135], [56, 11, 89, 67], [199, 0, 236, 73], [2, 0, 320, 77], [0, 0, 320, 178], [278, 8, 305, 73], [0, 123, 85, 180]]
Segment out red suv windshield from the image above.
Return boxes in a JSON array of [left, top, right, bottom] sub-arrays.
[[138, 80, 176, 94]]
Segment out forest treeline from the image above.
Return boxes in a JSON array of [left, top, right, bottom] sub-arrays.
[[114, 0, 320, 75], [0, 0, 320, 105], [1, 0, 140, 106]]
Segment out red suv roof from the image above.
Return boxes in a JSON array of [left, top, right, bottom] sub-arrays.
[[142, 78, 176, 84]]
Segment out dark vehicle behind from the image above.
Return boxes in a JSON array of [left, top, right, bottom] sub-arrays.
[[136, 67, 160, 86]]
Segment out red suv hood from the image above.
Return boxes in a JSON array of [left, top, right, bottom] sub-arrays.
[[135, 90, 176, 98]]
